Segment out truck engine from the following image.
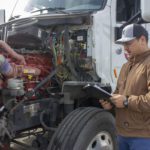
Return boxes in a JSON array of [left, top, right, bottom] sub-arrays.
[[0, 15, 102, 147], [1, 53, 53, 100]]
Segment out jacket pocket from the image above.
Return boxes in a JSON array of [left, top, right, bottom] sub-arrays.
[[116, 109, 145, 129], [127, 111, 146, 129]]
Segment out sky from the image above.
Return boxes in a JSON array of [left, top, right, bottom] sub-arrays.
[[0, 0, 17, 21]]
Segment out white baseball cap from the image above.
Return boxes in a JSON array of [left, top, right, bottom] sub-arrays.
[[116, 24, 148, 44]]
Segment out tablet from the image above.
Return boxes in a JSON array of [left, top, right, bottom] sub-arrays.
[[83, 83, 114, 105]]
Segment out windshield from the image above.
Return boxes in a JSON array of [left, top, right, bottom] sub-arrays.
[[11, 0, 107, 18]]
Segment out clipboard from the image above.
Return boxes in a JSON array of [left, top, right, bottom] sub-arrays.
[[83, 83, 114, 105]]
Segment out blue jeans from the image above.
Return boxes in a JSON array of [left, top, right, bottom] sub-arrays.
[[117, 135, 150, 150]]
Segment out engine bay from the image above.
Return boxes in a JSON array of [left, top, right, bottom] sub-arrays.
[[0, 14, 101, 133], [1, 15, 99, 102]]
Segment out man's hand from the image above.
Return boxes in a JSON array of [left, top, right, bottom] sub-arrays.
[[99, 100, 113, 110], [111, 94, 126, 108], [0, 40, 26, 65]]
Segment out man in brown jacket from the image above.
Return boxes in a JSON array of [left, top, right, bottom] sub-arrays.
[[100, 24, 150, 150]]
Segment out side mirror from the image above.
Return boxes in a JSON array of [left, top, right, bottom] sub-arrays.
[[0, 9, 5, 25], [141, 0, 150, 22]]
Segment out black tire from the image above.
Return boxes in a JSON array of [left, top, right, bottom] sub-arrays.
[[47, 107, 117, 150]]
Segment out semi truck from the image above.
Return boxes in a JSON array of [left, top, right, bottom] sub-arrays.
[[0, 0, 150, 149]]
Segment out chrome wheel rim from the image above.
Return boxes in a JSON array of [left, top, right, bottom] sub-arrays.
[[87, 131, 113, 150]]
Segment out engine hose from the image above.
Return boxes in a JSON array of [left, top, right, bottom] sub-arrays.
[[25, 67, 59, 98], [40, 110, 56, 131], [33, 68, 58, 92], [10, 67, 59, 114], [64, 26, 79, 80]]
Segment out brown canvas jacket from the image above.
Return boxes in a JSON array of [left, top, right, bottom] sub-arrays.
[[114, 50, 150, 137]]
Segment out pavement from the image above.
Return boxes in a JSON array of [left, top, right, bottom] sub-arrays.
[[10, 128, 52, 150], [11, 136, 35, 150]]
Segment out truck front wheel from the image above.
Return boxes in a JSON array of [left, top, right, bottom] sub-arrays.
[[48, 107, 117, 150]]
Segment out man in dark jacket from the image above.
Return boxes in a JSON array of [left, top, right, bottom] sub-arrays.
[[100, 24, 150, 150]]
